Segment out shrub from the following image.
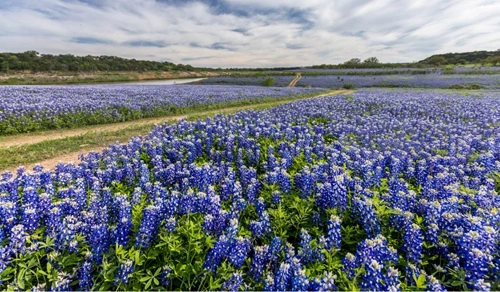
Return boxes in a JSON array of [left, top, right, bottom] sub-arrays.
[[261, 77, 275, 87]]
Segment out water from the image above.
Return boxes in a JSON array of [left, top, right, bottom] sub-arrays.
[[116, 78, 205, 85]]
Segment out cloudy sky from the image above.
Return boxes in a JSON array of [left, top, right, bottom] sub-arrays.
[[1, 0, 499, 68]]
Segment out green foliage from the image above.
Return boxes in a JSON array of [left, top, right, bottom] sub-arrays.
[[261, 77, 276, 87], [0, 51, 197, 73], [342, 83, 355, 90], [447, 83, 483, 90]]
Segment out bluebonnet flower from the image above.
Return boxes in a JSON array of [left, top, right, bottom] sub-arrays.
[[402, 223, 423, 264], [360, 259, 384, 291], [383, 267, 401, 291], [472, 279, 491, 291], [277, 169, 292, 194], [164, 217, 177, 233], [351, 196, 381, 238], [264, 273, 275, 291], [291, 259, 309, 291], [89, 224, 110, 264], [9, 224, 26, 255], [271, 191, 282, 205], [21, 205, 40, 234], [249, 245, 269, 281], [255, 197, 266, 217], [52, 272, 72, 291], [222, 272, 244, 291], [274, 262, 292, 291], [294, 167, 314, 199], [249, 211, 272, 239], [115, 195, 132, 247], [298, 229, 314, 264], [343, 253, 356, 279], [325, 215, 342, 250], [78, 261, 92, 291], [268, 237, 283, 269], [228, 236, 252, 268], [161, 265, 173, 287], [0, 246, 13, 274], [426, 274, 446, 292], [312, 211, 321, 226], [58, 215, 80, 252], [203, 235, 230, 273], [135, 205, 161, 249], [319, 271, 337, 291], [115, 260, 134, 285], [446, 253, 460, 271], [425, 223, 439, 245]]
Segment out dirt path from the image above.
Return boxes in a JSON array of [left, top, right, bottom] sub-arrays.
[[288, 73, 302, 87], [0, 116, 188, 148], [2, 89, 353, 172]]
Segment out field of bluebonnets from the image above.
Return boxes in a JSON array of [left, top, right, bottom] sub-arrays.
[[192, 67, 500, 90], [296, 74, 500, 89], [0, 85, 321, 135], [0, 86, 499, 290]]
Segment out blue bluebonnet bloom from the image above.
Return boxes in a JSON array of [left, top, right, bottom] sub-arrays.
[[135, 205, 161, 249], [52, 272, 72, 291], [383, 267, 401, 291], [361, 259, 384, 291], [78, 261, 92, 291], [228, 236, 252, 268], [274, 262, 292, 291], [325, 215, 342, 250], [222, 272, 244, 291], [343, 253, 356, 279], [161, 265, 173, 287], [249, 211, 272, 239], [115, 260, 134, 285], [402, 223, 423, 264], [249, 245, 269, 281], [9, 224, 26, 255], [351, 196, 381, 238]]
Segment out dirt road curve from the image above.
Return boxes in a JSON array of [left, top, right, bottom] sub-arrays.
[[288, 73, 302, 87]]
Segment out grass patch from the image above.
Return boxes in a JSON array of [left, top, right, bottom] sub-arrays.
[[0, 124, 158, 170]]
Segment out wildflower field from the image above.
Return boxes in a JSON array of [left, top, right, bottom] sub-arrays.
[[0, 88, 499, 290], [0, 85, 321, 135]]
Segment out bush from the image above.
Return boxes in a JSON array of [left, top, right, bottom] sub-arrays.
[[448, 83, 482, 90], [342, 83, 354, 89], [261, 77, 275, 87]]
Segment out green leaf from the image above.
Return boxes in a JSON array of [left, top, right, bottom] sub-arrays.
[[416, 274, 426, 288], [154, 278, 159, 285], [145, 278, 153, 290]]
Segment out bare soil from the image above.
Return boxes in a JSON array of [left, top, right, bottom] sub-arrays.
[[288, 73, 302, 87]]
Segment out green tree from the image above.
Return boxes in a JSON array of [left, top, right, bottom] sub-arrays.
[[1, 60, 8, 73], [261, 77, 275, 86], [427, 56, 448, 66], [363, 57, 379, 64]]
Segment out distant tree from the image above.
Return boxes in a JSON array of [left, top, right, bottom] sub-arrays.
[[485, 56, 500, 66], [344, 58, 362, 66], [1, 60, 8, 73], [427, 56, 448, 66], [363, 57, 379, 64]]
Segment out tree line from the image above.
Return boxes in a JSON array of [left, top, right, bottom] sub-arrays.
[[0, 51, 202, 73]]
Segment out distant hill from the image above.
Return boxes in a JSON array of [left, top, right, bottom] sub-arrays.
[[418, 50, 500, 66]]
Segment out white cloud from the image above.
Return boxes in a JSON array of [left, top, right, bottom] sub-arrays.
[[0, 0, 499, 67]]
